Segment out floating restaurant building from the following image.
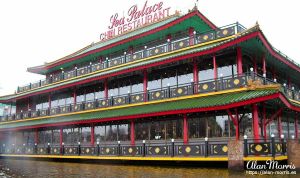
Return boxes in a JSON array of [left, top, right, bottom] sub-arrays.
[[0, 4, 299, 166]]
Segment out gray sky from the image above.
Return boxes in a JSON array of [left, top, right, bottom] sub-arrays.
[[0, 0, 299, 96]]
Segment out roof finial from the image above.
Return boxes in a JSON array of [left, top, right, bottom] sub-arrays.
[[193, 0, 199, 11]]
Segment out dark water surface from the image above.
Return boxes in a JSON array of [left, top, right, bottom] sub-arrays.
[[0, 159, 297, 178]]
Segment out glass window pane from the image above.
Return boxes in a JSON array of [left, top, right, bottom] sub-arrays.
[[95, 126, 105, 143]]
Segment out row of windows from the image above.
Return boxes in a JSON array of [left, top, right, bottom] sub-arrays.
[[3, 114, 257, 146]]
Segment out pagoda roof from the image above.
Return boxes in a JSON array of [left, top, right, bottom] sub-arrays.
[[0, 86, 299, 130], [1, 24, 300, 102], [27, 9, 217, 75]]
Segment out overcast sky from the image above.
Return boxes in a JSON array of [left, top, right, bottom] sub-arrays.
[[0, 0, 299, 96]]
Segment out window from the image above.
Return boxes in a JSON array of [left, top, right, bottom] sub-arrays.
[[38, 130, 52, 145], [135, 122, 149, 141], [135, 118, 183, 141], [80, 127, 91, 145], [63, 128, 80, 145], [95, 126, 105, 143]]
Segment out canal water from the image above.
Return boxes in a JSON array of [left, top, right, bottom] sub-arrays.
[[0, 159, 296, 178]]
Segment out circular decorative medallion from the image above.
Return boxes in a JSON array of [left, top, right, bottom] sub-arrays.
[[68, 74, 71, 78], [102, 101, 106, 105], [54, 148, 57, 153], [74, 106, 78, 110], [155, 147, 160, 153], [133, 55, 137, 60], [177, 88, 183, 94], [62, 108, 66, 112], [203, 35, 209, 40], [128, 148, 133, 153], [155, 92, 161, 97], [233, 79, 240, 85], [96, 66, 100, 70], [86, 148, 90, 153], [222, 146, 228, 153], [185, 146, 191, 153], [81, 70, 84, 74], [222, 29, 228, 35], [202, 84, 208, 90], [135, 95, 140, 100], [40, 148, 43, 152], [105, 148, 110, 153], [255, 145, 262, 152], [276, 144, 281, 151], [114, 60, 118, 65], [88, 103, 91, 107], [179, 42, 184, 47], [69, 148, 73, 153], [155, 49, 159, 54], [117, 98, 122, 103]]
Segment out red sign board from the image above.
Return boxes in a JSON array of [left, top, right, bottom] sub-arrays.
[[100, 1, 171, 41]]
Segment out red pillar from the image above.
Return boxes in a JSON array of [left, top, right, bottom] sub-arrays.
[[35, 129, 38, 144], [60, 128, 63, 146], [262, 54, 266, 75], [128, 46, 133, 55], [130, 120, 135, 145], [183, 114, 188, 144], [104, 79, 108, 99], [213, 55, 217, 79], [252, 104, 260, 140], [278, 111, 282, 138], [27, 98, 30, 111], [288, 78, 291, 88], [263, 104, 267, 139], [188, 27, 195, 45], [193, 58, 199, 93], [143, 69, 148, 102], [235, 109, 239, 140], [91, 125, 95, 146], [73, 88, 77, 104], [295, 114, 298, 139], [236, 47, 243, 75]]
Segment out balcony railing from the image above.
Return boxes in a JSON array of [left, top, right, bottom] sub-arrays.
[[16, 22, 247, 93], [0, 138, 288, 158], [1, 72, 300, 123]]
